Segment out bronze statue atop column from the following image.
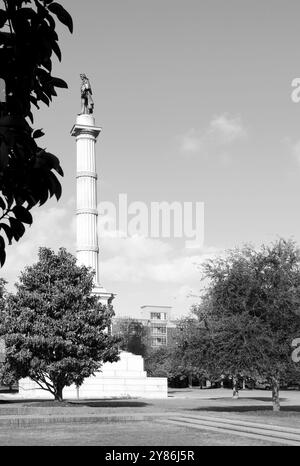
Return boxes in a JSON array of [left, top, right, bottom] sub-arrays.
[[80, 74, 94, 115]]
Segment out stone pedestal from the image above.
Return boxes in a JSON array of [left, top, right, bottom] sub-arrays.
[[17, 352, 168, 400]]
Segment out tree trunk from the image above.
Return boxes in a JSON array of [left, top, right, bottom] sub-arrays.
[[188, 374, 193, 388], [232, 376, 239, 399], [54, 385, 64, 402], [272, 378, 280, 412]]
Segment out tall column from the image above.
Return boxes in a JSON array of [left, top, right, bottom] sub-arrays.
[[71, 114, 114, 305]]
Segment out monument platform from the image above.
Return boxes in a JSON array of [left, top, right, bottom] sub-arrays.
[[17, 352, 168, 400]]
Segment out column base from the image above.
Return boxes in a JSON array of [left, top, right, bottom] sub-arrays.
[[93, 285, 116, 305]]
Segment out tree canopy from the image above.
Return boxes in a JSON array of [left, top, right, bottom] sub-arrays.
[[0, 247, 120, 401], [182, 239, 300, 410], [0, 0, 73, 266]]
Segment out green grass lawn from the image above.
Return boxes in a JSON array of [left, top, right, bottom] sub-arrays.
[[1, 389, 299, 445], [0, 421, 279, 446]]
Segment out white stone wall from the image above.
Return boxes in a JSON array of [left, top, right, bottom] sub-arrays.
[[18, 352, 168, 400]]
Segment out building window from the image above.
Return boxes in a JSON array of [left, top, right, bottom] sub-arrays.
[[150, 312, 167, 321], [151, 336, 167, 347], [151, 325, 166, 335]]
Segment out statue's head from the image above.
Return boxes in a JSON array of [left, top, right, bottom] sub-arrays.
[[80, 73, 87, 81]]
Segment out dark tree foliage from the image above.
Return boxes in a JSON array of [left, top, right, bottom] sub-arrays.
[[144, 346, 190, 388], [0, 0, 73, 266], [0, 278, 6, 363], [0, 248, 120, 401], [196, 239, 300, 410], [144, 346, 173, 378], [171, 316, 217, 385], [142, 320, 207, 388], [0, 276, 6, 298], [114, 317, 149, 357]]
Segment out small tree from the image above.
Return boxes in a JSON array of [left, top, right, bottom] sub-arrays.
[[0, 247, 120, 401]]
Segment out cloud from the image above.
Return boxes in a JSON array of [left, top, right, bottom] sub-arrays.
[[179, 114, 247, 158], [99, 233, 220, 318], [1, 200, 214, 282], [1, 198, 220, 319], [100, 232, 218, 285], [1, 198, 214, 288], [1, 201, 76, 290], [209, 114, 246, 144]]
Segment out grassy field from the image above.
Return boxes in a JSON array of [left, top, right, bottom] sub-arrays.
[[1, 389, 299, 446], [0, 421, 279, 446]]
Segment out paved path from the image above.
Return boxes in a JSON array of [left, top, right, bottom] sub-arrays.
[[159, 413, 300, 446]]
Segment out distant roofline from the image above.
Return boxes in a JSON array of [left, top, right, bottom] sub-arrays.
[[140, 305, 172, 309]]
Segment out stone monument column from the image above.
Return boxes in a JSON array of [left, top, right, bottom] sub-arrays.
[[71, 77, 114, 305]]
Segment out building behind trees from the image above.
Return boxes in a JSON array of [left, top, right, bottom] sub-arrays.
[[111, 305, 178, 356]]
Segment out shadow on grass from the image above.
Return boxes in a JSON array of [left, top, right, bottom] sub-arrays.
[[189, 405, 300, 413], [70, 400, 151, 408], [207, 397, 287, 402], [0, 399, 151, 408], [0, 400, 74, 407]]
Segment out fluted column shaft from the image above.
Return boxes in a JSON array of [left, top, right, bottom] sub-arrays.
[[71, 114, 101, 286]]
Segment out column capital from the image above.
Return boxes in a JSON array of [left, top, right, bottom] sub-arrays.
[[71, 113, 102, 139], [71, 123, 102, 139]]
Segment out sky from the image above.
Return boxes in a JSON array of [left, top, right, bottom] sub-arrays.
[[2, 0, 300, 319]]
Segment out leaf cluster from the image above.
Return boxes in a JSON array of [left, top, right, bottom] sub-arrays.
[[0, 1, 73, 265]]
